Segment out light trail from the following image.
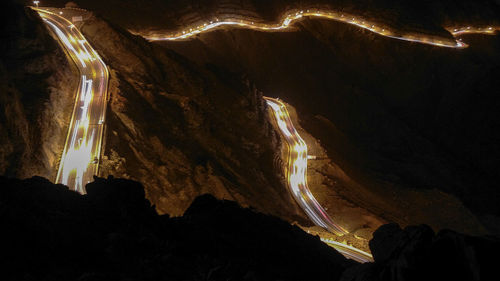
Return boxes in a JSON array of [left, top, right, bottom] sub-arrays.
[[264, 97, 348, 236], [265, 97, 375, 263], [36, 8, 109, 193], [35, 5, 497, 264], [138, 8, 499, 48], [448, 26, 498, 36]]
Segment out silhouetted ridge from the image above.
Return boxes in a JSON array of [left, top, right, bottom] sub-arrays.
[[86, 175, 158, 219], [0, 176, 347, 280], [342, 223, 500, 281], [1, 176, 498, 280]]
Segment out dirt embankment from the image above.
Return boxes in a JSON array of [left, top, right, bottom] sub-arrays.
[[0, 1, 77, 180]]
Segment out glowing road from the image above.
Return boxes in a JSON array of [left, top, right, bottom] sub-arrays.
[[141, 8, 497, 48], [36, 9, 109, 193], [34, 4, 495, 263], [264, 97, 347, 235], [265, 97, 373, 262]]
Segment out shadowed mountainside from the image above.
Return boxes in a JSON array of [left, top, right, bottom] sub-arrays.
[[74, 10, 310, 222], [38, 0, 500, 236], [0, 1, 76, 179], [1, 176, 498, 281], [42, 0, 500, 38], [161, 15, 500, 235]]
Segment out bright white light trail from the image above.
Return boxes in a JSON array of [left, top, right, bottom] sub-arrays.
[[36, 8, 109, 193], [141, 8, 497, 48], [264, 97, 348, 236]]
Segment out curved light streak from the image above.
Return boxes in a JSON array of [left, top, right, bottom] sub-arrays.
[[264, 97, 348, 236], [36, 8, 109, 193], [448, 26, 498, 36], [137, 8, 499, 49], [35, 5, 497, 263], [265, 96, 375, 263]]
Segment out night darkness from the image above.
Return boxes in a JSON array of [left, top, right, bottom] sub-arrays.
[[1, 0, 500, 280]]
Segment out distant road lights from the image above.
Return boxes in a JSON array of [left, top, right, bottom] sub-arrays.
[[33, 1, 39, 7], [59, 11, 63, 15]]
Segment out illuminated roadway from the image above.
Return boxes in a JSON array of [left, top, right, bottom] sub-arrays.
[[264, 97, 373, 263], [36, 8, 109, 193], [140, 8, 498, 48], [34, 5, 496, 263], [264, 97, 347, 236]]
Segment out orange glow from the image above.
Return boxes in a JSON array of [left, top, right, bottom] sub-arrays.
[[264, 97, 348, 236], [36, 8, 109, 193], [138, 8, 484, 48]]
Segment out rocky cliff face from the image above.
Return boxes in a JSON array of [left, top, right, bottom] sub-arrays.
[[2, 0, 498, 238], [74, 13, 307, 221], [0, 0, 76, 180], [161, 17, 499, 235]]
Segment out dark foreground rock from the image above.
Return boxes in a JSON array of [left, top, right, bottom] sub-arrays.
[[342, 223, 499, 281], [1, 176, 498, 281], [0, 176, 349, 281]]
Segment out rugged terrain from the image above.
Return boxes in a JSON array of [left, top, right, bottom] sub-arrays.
[[1, 0, 499, 248], [76, 8, 308, 221], [0, 1, 77, 180], [37, 0, 500, 237], [161, 16, 500, 236]]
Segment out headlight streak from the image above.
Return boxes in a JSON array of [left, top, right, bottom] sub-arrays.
[[36, 8, 109, 193], [264, 97, 348, 235], [35, 5, 495, 263], [320, 238, 373, 263], [140, 8, 498, 48], [265, 97, 375, 263]]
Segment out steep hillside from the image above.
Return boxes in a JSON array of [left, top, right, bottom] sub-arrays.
[[0, 0, 76, 179], [73, 12, 309, 221], [161, 18, 500, 235]]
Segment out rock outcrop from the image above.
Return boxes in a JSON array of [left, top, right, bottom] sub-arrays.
[[1, 176, 498, 281], [162, 14, 499, 235], [71, 12, 308, 222], [0, 0, 77, 180], [0, 176, 349, 281], [342, 223, 499, 281]]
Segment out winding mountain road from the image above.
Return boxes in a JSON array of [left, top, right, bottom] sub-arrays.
[[35, 5, 496, 263], [142, 8, 497, 48], [265, 97, 373, 263], [36, 8, 109, 193]]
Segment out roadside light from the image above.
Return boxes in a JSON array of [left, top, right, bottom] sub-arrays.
[[33, 1, 39, 7]]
